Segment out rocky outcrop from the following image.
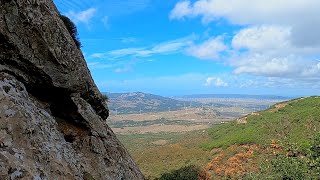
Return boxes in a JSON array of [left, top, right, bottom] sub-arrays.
[[0, 0, 143, 179]]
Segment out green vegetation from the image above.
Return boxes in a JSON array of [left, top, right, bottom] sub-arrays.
[[201, 122, 265, 150], [117, 97, 320, 179], [117, 131, 213, 179], [202, 97, 320, 150], [201, 96, 320, 179], [60, 15, 81, 48], [244, 133, 320, 179], [155, 165, 201, 180]]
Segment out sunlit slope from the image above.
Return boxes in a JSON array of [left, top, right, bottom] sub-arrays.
[[202, 96, 320, 179], [203, 96, 320, 150]]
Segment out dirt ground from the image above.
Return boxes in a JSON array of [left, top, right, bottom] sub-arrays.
[[108, 108, 238, 134], [112, 124, 210, 134], [108, 108, 224, 122]]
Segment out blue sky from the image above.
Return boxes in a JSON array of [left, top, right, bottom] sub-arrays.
[[53, 0, 320, 97]]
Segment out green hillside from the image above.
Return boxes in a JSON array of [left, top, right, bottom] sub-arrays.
[[201, 96, 320, 179]]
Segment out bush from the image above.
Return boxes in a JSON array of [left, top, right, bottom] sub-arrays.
[[60, 15, 81, 48], [265, 133, 320, 179], [157, 165, 200, 180], [271, 155, 308, 179], [309, 133, 320, 176]]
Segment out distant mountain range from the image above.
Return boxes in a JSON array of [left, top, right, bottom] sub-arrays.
[[103, 92, 292, 114], [175, 94, 291, 100], [104, 92, 200, 114]]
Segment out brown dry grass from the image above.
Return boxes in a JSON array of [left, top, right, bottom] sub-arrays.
[[109, 108, 224, 122], [112, 124, 210, 134], [203, 140, 284, 179], [119, 131, 214, 179], [205, 145, 260, 178]]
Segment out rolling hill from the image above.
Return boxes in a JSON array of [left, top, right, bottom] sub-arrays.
[[104, 92, 200, 114], [104, 92, 289, 115]]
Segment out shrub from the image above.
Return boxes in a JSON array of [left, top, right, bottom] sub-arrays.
[[271, 155, 308, 179], [309, 133, 320, 176], [60, 15, 81, 49], [157, 165, 200, 180]]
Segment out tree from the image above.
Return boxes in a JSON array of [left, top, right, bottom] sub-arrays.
[[60, 15, 81, 49]]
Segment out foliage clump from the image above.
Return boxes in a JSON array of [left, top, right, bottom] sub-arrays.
[[60, 15, 81, 49], [156, 165, 202, 180], [245, 133, 320, 179]]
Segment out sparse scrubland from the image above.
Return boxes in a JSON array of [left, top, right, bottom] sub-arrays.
[[118, 96, 320, 179]]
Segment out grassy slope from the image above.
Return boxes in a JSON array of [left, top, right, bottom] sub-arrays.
[[203, 97, 320, 150], [117, 131, 214, 179], [202, 96, 320, 178]]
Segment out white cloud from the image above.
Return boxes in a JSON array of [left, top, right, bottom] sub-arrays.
[[231, 25, 320, 56], [205, 77, 228, 87], [87, 62, 114, 69], [169, 1, 193, 20], [186, 36, 226, 60], [170, 0, 320, 47], [232, 25, 291, 52], [90, 35, 195, 59], [229, 25, 320, 79], [108, 48, 147, 58], [170, 0, 319, 25], [231, 53, 320, 79], [66, 8, 96, 24]]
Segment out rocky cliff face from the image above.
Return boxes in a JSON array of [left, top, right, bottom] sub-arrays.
[[0, 0, 143, 179]]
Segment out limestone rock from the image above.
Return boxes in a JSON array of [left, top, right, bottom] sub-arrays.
[[0, 0, 143, 179]]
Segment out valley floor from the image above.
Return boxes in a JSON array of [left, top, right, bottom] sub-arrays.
[[116, 130, 213, 179]]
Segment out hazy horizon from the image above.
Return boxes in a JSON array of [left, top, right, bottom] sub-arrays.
[[104, 91, 302, 98]]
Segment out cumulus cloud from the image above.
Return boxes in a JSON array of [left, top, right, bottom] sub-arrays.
[[231, 53, 320, 79], [232, 25, 320, 55], [228, 24, 320, 79], [186, 36, 227, 60], [66, 8, 96, 24], [205, 77, 228, 87], [232, 25, 291, 52], [169, 0, 320, 80], [170, 0, 319, 25], [170, 0, 320, 47], [169, 1, 193, 20]]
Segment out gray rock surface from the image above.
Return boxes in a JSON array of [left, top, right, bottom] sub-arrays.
[[0, 0, 143, 179]]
